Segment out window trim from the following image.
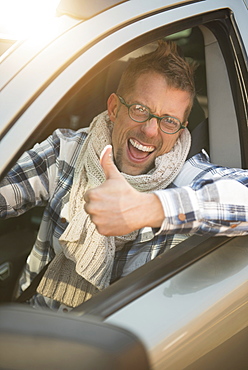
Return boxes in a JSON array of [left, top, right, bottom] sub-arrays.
[[205, 14, 248, 168]]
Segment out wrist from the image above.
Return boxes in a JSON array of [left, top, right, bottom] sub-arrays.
[[140, 193, 165, 229]]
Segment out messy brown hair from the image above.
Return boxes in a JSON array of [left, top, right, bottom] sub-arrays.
[[116, 40, 197, 120]]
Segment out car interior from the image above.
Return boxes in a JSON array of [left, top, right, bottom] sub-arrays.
[[0, 14, 246, 308]]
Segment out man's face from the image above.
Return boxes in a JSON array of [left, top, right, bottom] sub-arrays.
[[108, 72, 191, 176]]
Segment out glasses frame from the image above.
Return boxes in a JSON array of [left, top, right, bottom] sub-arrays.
[[117, 95, 187, 135]]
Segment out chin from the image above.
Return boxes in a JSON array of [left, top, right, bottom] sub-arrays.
[[123, 162, 155, 176]]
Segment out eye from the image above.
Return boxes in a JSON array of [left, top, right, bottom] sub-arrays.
[[162, 117, 179, 129], [133, 105, 147, 114], [130, 104, 149, 120]]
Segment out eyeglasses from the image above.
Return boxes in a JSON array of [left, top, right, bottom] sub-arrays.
[[118, 95, 186, 134]]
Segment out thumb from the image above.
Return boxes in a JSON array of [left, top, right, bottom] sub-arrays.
[[100, 145, 122, 180]]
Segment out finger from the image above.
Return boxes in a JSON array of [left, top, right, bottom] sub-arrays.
[[100, 145, 122, 180]]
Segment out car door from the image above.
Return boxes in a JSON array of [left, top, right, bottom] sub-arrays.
[[0, 0, 247, 369]]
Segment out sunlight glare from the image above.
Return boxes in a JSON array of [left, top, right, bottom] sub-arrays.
[[0, 0, 61, 40]]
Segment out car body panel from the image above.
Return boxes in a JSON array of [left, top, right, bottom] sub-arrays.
[[106, 236, 248, 369]]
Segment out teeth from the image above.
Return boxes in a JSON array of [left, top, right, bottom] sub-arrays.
[[129, 138, 154, 152]]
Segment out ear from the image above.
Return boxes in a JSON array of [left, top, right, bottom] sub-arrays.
[[107, 93, 119, 122]]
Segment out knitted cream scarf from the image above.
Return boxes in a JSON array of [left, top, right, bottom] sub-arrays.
[[37, 111, 191, 307]]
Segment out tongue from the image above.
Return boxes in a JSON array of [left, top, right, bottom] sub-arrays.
[[129, 142, 150, 159]]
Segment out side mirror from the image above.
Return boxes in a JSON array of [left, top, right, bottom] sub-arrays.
[[0, 304, 150, 370]]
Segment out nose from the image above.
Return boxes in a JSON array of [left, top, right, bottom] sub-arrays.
[[140, 117, 159, 137]]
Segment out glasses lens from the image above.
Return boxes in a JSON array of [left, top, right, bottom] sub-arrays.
[[129, 104, 149, 122], [160, 116, 180, 133]]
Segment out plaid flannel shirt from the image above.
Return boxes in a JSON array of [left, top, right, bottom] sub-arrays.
[[1, 128, 248, 310]]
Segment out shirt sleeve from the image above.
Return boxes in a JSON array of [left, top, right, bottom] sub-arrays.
[[154, 152, 248, 236], [0, 131, 61, 219]]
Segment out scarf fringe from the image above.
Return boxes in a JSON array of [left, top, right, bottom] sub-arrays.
[[37, 253, 99, 307]]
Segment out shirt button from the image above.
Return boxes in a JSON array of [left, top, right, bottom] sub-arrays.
[[60, 217, 67, 223], [178, 213, 186, 222]]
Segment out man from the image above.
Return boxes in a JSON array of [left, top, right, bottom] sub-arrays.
[[1, 41, 248, 311]]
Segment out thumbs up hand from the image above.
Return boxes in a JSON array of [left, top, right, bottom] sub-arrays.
[[84, 145, 164, 236]]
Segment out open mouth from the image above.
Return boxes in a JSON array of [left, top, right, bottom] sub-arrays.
[[128, 138, 155, 161]]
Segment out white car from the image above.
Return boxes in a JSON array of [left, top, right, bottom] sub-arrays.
[[0, 0, 248, 369]]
